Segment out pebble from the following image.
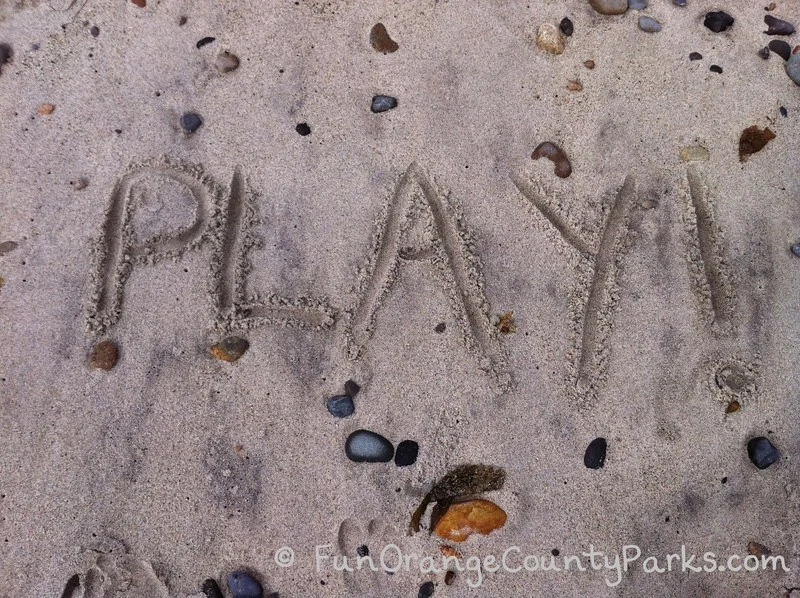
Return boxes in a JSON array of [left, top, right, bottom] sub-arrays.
[[357, 545, 369, 557], [433, 499, 507, 542], [535, 24, 565, 55], [764, 15, 795, 35], [345, 430, 394, 462], [434, 322, 446, 333], [588, 0, 628, 15], [584, 59, 595, 69], [747, 437, 780, 470], [37, 103, 55, 115], [725, 400, 740, 414], [418, 581, 435, 598], [584, 437, 607, 469], [226, 571, 263, 598], [703, 11, 734, 33], [747, 541, 771, 557], [0, 241, 18, 255], [88, 340, 119, 370], [326, 395, 355, 418], [769, 39, 791, 59], [445, 570, 456, 585], [209, 336, 249, 362], [786, 53, 800, 86], [0, 43, 12, 76], [180, 112, 203, 133], [628, 0, 647, 9], [90, 26, 100, 37], [532, 141, 572, 178], [792, 242, 800, 257], [201, 579, 224, 598], [709, 64, 723, 74], [780, 106, 787, 117], [370, 23, 399, 53], [370, 95, 397, 113], [759, 46, 772, 60], [196, 37, 216, 49], [215, 51, 240, 73], [395, 440, 419, 466], [739, 126, 776, 161], [638, 16, 662, 32], [344, 379, 360, 397], [673, 0, 686, 5], [559, 17, 574, 36], [295, 122, 311, 136], [131, 0, 145, 7], [679, 145, 709, 162], [689, 52, 702, 61], [567, 79, 583, 91]]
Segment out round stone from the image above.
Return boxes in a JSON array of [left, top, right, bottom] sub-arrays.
[[785, 53, 800, 86], [747, 437, 780, 470], [345, 430, 394, 463], [395, 440, 419, 466], [536, 23, 565, 55], [180, 112, 203, 133], [226, 572, 262, 598], [418, 581, 435, 597], [638, 16, 662, 32], [344, 379, 360, 397], [628, 0, 647, 9], [584, 437, 607, 469], [327, 395, 355, 418], [295, 122, 311, 136], [88, 340, 119, 370], [209, 336, 249, 362], [559, 17, 574, 36], [371, 95, 398, 113], [588, 0, 628, 15]]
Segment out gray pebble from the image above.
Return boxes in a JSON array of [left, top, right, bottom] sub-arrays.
[[628, 0, 647, 9], [226, 572, 263, 598], [345, 430, 394, 462], [180, 112, 203, 133], [638, 16, 662, 32], [791, 242, 800, 257], [785, 53, 800, 86], [327, 395, 355, 418], [371, 95, 398, 113], [673, 0, 686, 5]]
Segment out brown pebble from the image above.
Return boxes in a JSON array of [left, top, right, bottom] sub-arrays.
[[739, 126, 776, 162], [567, 79, 583, 91], [584, 59, 595, 69], [766, 2, 776, 10], [725, 400, 740, 414], [433, 499, 507, 542], [210, 336, 249, 362], [444, 571, 456, 585], [88, 340, 119, 370], [747, 541, 771, 557], [439, 545, 462, 559], [794, 45, 800, 55], [215, 51, 240, 73], [131, 0, 146, 6], [370, 23, 398, 53], [37, 103, 55, 115], [532, 141, 572, 178], [70, 178, 89, 190]]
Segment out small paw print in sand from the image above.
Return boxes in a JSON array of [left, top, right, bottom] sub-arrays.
[[495, 311, 516, 334]]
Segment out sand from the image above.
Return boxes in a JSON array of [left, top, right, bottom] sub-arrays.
[[0, 0, 799, 596]]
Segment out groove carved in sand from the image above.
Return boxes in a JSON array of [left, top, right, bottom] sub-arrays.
[[347, 163, 511, 390]]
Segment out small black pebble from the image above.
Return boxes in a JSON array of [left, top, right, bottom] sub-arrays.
[[703, 11, 734, 33], [551, 549, 560, 556], [791, 242, 800, 257], [394, 440, 419, 467], [584, 437, 607, 469], [721, 476, 728, 484], [747, 437, 780, 469], [201, 579, 224, 598], [371, 95, 398, 113], [418, 581, 435, 598], [559, 17, 574, 37], [196, 36, 216, 49], [780, 106, 787, 117], [327, 395, 355, 418], [180, 112, 203, 134], [759, 46, 772, 60], [357, 545, 369, 557], [295, 122, 311, 136], [90, 25, 100, 37], [710, 64, 723, 74], [178, 15, 188, 26], [764, 14, 795, 36], [434, 322, 446, 333], [689, 51, 702, 61], [344, 379, 360, 397], [768, 39, 791, 60]]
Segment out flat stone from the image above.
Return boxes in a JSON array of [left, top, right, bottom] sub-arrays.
[[226, 571, 263, 598], [210, 336, 249, 362], [588, 0, 628, 15], [433, 499, 507, 542], [584, 437, 607, 469], [0, 241, 18, 255], [704, 11, 734, 33], [739, 126, 776, 161], [418, 581, 435, 597], [679, 145, 709, 162], [345, 430, 394, 462], [535, 24, 565, 55], [689, 52, 702, 61], [769, 40, 791, 60], [215, 51, 240, 73], [88, 340, 119, 370], [628, 0, 647, 9], [370, 23, 398, 53], [201, 579, 224, 598], [786, 53, 800, 86], [180, 112, 203, 133], [326, 395, 355, 418], [394, 440, 419, 466], [673, 0, 686, 5], [638, 16, 662, 32], [371, 95, 397, 113], [747, 437, 780, 470]]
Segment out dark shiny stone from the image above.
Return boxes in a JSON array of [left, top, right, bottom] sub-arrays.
[[295, 122, 311, 136], [703, 11, 734, 33], [418, 581, 435, 598], [345, 430, 394, 462], [357, 545, 369, 557], [764, 15, 795, 35], [371, 95, 398, 113], [327, 395, 355, 418], [559, 17, 574, 36], [710, 64, 723, 73], [395, 440, 419, 467], [196, 36, 216, 48], [202, 579, 224, 598], [90, 25, 100, 37], [769, 39, 791, 60], [584, 437, 607, 469], [226, 571, 263, 598], [747, 437, 780, 470], [180, 112, 203, 133], [344, 379, 361, 397], [689, 52, 702, 60], [780, 106, 787, 117]]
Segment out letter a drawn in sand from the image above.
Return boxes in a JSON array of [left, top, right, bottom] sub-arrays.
[[347, 163, 510, 391]]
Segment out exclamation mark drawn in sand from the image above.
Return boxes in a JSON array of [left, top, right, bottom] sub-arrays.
[[511, 172, 639, 407], [347, 163, 511, 391], [213, 165, 335, 330], [683, 166, 734, 335]]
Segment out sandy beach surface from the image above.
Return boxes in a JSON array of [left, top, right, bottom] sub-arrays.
[[1, 0, 799, 596]]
